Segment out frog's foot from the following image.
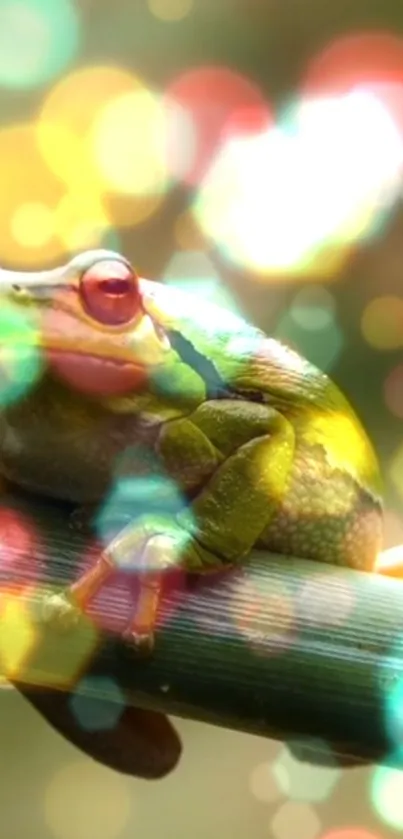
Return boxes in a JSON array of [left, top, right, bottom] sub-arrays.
[[40, 591, 82, 632], [122, 629, 155, 659], [38, 524, 193, 649], [119, 559, 165, 658], [39, 554, 114, 633]]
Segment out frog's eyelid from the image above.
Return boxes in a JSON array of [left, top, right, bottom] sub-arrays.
[[9, 283, 73, 301], [67, 249, 130, 274], [0, 250, 132, 292], [0, 266, 70, 291]]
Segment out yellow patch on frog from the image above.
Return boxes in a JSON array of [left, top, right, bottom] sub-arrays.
[[303, 408, 382, 500]]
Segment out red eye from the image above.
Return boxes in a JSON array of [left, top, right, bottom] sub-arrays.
[[79, 259, 142, 326]]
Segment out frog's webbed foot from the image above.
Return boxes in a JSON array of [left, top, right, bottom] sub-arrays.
[[39, 586, 156, 658], [122, 629, 155, 658], [39, 552, 114, 634], [116, 529, 186, 657], [37, 526, 184, 656]]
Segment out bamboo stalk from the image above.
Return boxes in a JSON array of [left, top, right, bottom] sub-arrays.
[[1, 488, 402, 768]]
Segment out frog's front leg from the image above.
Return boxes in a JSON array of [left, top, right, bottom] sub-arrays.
[[41, 402, 295, 653]]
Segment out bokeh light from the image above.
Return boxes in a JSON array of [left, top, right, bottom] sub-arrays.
[[162, 248, 219, 282], [275, 288, 343, 371], [0, 506, 41, 587], [44, 758, 132, 839], [376, 543, 403, 576], [162, 249, 241, 313], [37, 65, 164, 233], [0, 590, 36, 679], [301, 31, 403, 97], [383, 673, 403, 754], [371, 762, 403, 830], [232, 578, 296, 655], [96, 473, 187, 548], [289, 286, 336, 331], [384, 364, 403, 419], [249, 760, 283, 804], [29, 580, 101, 690], [92, 87, 172, 197], [271, 802, 321, 839], [383, 508, 403, 549], [282, 318, 343, 372], [0, 301, 43, 406], [148, 0, 194, 22], [389, 443, 403, 501], [53, 189, 110, 253], [11, 202, 54, 250], [0, 0, 81, 90], [146, 270, 248, 340], [0, 123, 66, 265], [296, 573, 355, 628], [319, 830, 381, 839], [272, 741, 340, 803], [69, 676, 126, 733], [164, 65, 271, 185], [96, 474, 192, 581], [37, 65, 137, 185], [362, 297, 403, 350], [194, 88, 403, 277], [174, 208, 207, 250], [300, 32, 403, 197]]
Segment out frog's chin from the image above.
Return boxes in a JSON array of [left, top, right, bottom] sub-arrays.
[[46, 349, 148, 397]]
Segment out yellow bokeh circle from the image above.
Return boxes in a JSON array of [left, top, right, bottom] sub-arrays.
[[0, 123, 65, 265], [44, 759, 132, 839]]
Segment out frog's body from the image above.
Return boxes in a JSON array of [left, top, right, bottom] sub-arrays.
[[0, 358, 381, 572], [0, 250, 383, 649]]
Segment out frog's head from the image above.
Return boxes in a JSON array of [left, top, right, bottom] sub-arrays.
[[0, 249, 173, 397]]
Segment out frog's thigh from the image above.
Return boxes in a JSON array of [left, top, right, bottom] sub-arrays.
[[177, 401, 296, 567], [157, 412, 222, 492], [104, 402, 295, 571]]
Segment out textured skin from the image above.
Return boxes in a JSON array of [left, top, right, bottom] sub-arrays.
[[0, 250, 383, 575], [0, 376, 382, 573], [259, 443, 381, 570]]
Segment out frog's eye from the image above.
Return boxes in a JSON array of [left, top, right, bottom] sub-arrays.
[[79, 259, 142, 326]]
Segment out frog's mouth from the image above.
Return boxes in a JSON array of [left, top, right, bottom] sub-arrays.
[[46, 349, 149, 397]]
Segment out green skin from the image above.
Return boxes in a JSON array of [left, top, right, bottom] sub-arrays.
[[0, 249, 383, 652]]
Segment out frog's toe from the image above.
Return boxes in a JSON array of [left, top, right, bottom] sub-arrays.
[[40, 592, 82, 631], [122, 629, 155, 659]]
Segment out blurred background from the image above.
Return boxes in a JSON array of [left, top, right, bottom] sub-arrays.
[[0, 0, 403, 836]]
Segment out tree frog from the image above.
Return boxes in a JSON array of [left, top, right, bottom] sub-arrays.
[[0, 249, 383, 654]]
